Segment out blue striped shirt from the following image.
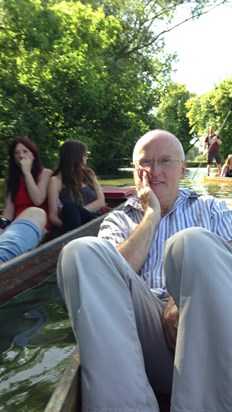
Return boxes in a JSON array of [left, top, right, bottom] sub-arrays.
[[98, 189, 232, 297]]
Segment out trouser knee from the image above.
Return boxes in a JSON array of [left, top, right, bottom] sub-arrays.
[[62, 235, 108, 258], [35, 208, 47, 228], [164, 227, 211, 286], [58, 236, 128, 292], [165, 227, 213, 259], [16, 207, 46, 230], [60, 236, 97, 267], [57, 237, 97, 298], [59, 236, 117, 278], [164, 227, 226, 305]]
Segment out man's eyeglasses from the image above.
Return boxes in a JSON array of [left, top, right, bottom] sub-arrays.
[[134, 157, 184, 170]]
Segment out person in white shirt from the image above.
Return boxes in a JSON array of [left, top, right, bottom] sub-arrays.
[[58, 129, 232, 412]]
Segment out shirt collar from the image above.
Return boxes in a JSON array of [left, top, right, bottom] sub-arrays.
[[124, 188, 198, 214]]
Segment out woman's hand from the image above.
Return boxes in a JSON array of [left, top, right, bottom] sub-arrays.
[[162, 296, 179, 354], [23, 167, 52, 206], [20, 157, 33, 176]]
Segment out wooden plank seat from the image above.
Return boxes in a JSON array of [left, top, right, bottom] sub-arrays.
[[103, 186, 134, 199]]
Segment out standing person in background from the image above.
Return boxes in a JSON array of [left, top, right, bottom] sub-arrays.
[[48, 139, 105, 238], [1, 136, 52, 233], [221, 154, 232, 177], [204, 126, 222, 175]]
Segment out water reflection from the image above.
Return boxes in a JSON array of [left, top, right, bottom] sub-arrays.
[[183, 168, 232, 199], [0, 276, 75, 412], [0, 168, 231, 411]]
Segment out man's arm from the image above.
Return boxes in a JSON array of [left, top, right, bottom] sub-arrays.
[[203, 137, 209, 155], [216, 135, 222, 145], [116, 170, 161, 273]]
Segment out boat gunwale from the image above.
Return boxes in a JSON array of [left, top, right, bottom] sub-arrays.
[[203, 175, 232, 184], [0, 202, 126, 307]]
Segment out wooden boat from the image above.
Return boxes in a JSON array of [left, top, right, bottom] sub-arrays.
[[3, 186, 231, 412], [203, 175, 232, 184], [0, 187, 134, 308], [45, 346, 171, 412]]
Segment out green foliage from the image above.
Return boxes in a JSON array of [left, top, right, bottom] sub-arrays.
[[186, 144, 200, 161], [186, 78, 232, 161], [0, 0, 170, 174], [0, 0, 230, 175], [155, 83, 195, 154]]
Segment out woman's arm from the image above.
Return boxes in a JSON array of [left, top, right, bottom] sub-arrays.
[[2, 194, 15, 221], [20, 158, 52, 205], [84, 177, 105, 212], [221, 166, 227, 177], [47, 176, 63, 227]]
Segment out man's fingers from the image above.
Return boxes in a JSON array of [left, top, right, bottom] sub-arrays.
[[163, 325, 177, 354], [142, 170, 149, 186]]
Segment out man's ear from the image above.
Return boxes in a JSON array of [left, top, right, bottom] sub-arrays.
[[181, 161, 186, 179]]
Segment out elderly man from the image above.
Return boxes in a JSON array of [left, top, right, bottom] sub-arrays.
[[58, 129, 232, 412]]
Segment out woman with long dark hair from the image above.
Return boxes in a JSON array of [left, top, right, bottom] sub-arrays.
[[1, 136, 52, 229], [48, 139, 105, 238], [221, 154, 232, 177]]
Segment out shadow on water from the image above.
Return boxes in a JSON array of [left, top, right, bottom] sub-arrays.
[[0, 168, 231, 411]]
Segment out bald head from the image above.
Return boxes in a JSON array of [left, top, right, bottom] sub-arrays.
[[133, 129, 185, 163]]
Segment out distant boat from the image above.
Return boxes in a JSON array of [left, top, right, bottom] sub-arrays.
[[203, 175, 232, 184]]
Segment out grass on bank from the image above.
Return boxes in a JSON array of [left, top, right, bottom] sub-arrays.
[[99, 177, 134, 187]]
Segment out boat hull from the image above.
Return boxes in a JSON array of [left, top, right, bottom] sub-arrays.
[[204, 175, 232, 184]]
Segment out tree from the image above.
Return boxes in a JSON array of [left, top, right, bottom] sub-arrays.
[[0, 0, 229, 175], [186, 77, 232, 161], [155, 83, 195, 154], [0, 0, 123, 171]]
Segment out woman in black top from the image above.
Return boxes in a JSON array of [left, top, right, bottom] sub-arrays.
[[221, 154, 232, 177], [48, 140, 105, 238]]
